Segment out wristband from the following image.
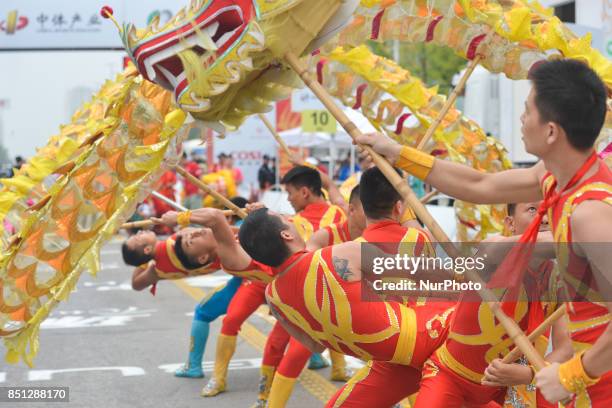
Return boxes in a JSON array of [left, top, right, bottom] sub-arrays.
[[558, 351, 600, 394], [395, 146, 435, 180], [177, 210, 192, 228], [529, 365, 537, 385]]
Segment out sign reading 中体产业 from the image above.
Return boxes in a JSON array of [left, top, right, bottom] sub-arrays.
[[0, 0, 183, 50]]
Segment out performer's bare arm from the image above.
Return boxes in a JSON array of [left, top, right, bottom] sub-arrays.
[[535, 201, 612, 402], [306, 228, 331, 251], [131, 260, 159, 291], [482, 317, 573, 387], [545, 314, 573, 364], [355, 133, 546, 204], [156, 209, 253, 271], [477, 231, 556, 267], [319, 169, 349, 214], [267, 298, 325, 353]]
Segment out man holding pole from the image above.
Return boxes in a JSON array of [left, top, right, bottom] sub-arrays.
[[356, 59, 612, 406], [412, 200, 570, 407]]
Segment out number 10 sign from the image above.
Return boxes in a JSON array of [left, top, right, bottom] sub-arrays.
[[301, 110, 337, 133]]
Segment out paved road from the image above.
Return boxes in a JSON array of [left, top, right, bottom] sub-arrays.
[[1, 237, 356, 408]]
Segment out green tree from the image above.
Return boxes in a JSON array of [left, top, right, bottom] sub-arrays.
[[368, 40, 467, 95]]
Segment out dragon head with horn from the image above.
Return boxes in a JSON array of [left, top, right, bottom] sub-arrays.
[[104, 0, 359, 130]]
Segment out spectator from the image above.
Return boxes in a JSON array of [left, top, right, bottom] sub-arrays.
[[150, 169, 177, 235], [180, 152, 203, 209], [335, 154, 360, 182], [14, 156, 24, 171], [257, 154, 276, 190], [224, 155, 243, 187]]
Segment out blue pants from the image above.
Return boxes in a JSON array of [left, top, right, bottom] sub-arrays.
[[194, 276, 243, 322]]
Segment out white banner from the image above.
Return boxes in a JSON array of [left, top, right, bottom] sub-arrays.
[[0, 0, 184, 50]]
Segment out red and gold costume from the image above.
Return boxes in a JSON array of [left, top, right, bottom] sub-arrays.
[[326, 220, 456, 407], [153, 234, 220, 280], [219, 259, 273, 338], [201, 258, 276, 397], [291, 202, 346, 241], [255, 202, 346, 406], [543, 160, 612, 407], [415, 259, 558, 408], [268, 220, 455, 407], [323, 221, 351, 246]]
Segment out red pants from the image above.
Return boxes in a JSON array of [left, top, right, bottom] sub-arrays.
[[220, 281, 267, 336], [262, 321, 311, 378], [414, 359, 504, 408], [326, 361, 421, 408]]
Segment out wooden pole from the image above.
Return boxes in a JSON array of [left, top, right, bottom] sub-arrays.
[[416, 55, 481, 150], [259, 114, 294, 159], [120, 210, 237, 230], [121, 220, 154, 229], [151, 191, 188, 212], [420, 189, 439, 204], [502, 306, 566, 364], [175, 166, 248, 219], [284, 50, 547, 371]]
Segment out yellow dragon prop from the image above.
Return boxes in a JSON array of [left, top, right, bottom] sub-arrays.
[[1, 0, 610, 366]]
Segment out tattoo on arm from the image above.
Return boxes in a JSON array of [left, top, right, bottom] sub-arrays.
[[333, 256, 352, 281]]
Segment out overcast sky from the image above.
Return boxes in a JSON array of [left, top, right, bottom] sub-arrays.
[[0, 51, 124, 159]]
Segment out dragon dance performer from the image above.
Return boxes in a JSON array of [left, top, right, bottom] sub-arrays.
[[479, 202, 573, 408], [357, 59, 612, 407], [172, 197, 251, 379], [323, 166, 454, 408], [238, 167, 455, 408], [152, 207, 275, 397], [412, 200, 570, 408], [122, 226, 239, 379], [243, 165, 349, 408], [169, 186, 361, 407], [121, 227, 221, 292], [306, 185, 366, 251], [121, 212, 274, 380]]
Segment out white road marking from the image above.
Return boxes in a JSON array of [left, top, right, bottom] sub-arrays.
[[158, 358, 262, 374], [28, 366, 145, 381], [41, 307, 156, 329], [183, 274, 231, 288], [83, 281, 132, 291]]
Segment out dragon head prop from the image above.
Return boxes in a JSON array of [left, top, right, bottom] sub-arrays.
[[104, 0, 359, 129]]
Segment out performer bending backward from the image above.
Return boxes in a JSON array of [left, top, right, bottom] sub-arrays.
[[238, 167, 456, 408], [122, 227, 221, 292], [245, 165, 349, 408], [356, 59, 612, 406]]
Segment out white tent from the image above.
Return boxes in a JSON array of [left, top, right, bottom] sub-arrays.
[[278, 107, 378, 176], [278, 106, 377, 148]]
